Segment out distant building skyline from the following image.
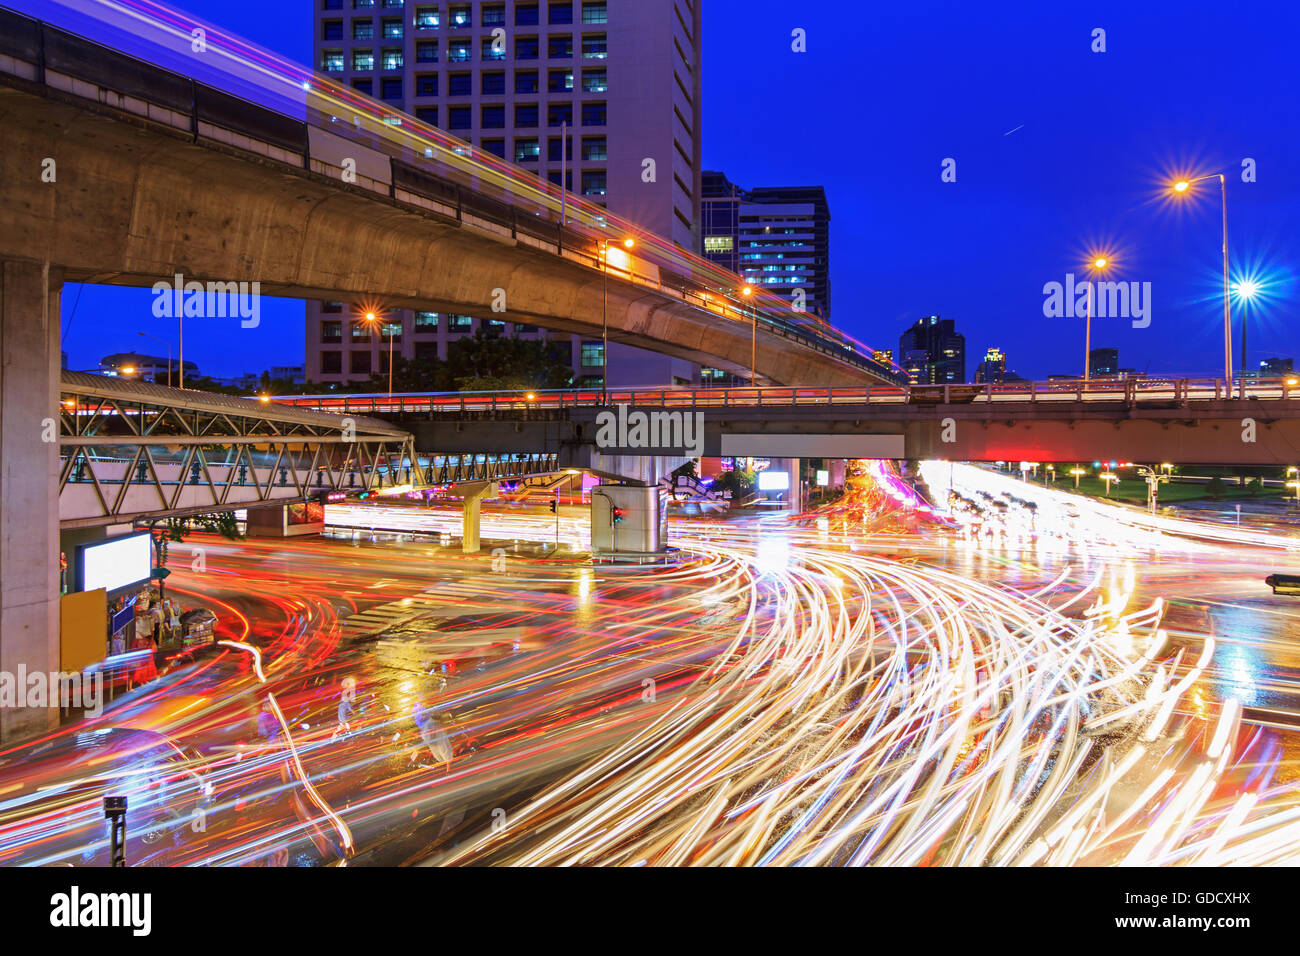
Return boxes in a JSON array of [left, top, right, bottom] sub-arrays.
[[974, 347, 1007, 384], [900, 316, 965, 384], [701, 171, 832, 320]]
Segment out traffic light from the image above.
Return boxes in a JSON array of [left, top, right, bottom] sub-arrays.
[[612, 506, 625, 524], [549, 499, 559, 514]]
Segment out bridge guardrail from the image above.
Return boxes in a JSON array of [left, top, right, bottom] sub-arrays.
[[271, 376, 1300, 416]]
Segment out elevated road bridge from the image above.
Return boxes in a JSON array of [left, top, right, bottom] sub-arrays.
[[278, 377, 1300, 467]]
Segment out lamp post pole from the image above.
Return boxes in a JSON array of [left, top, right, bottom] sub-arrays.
[[1083, 258, 1108, 382], [601, 239, 608, 404], [599, 237, 634, 403], [1172, 175, 1232, 385], [741, 285, 755, 386], [1219, 173, 1233, 389]]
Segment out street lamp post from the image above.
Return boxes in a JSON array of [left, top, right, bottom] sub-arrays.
[[1232, 278, 1260, 389], [741, 285, 755, 386], [1100, 471, 1118, 496], [365, 311, 395, 399], [1083, 257, 1108, 382], [1172, 175, 1232, 385], [599, 237, 634, 402], [1070, 466, 1085, 489], [137, 331, 172, 386]]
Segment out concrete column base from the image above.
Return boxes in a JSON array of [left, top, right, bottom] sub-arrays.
[[1, 260, 61, 743], [458, 481, 497, 554], [591, 483, 665, 555]]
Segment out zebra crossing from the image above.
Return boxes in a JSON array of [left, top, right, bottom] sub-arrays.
[[338, 594, 511, 638]]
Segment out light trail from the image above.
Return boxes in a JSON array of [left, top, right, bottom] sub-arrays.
[[3, 463, 1299, 867]]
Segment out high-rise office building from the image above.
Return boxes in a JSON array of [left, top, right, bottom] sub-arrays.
[[308, 0, 703, 387], [899, 316, 965, 384], [973, 347, 1006, 384], [1088, 347, 1119, 378], [701, 171, 831, 321]]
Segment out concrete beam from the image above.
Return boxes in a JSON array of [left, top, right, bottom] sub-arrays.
[[0, 260, 61, 742]]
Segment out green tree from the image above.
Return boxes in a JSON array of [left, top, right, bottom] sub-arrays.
[[364, 355, 447, 393], [444, 329, 573, 391]]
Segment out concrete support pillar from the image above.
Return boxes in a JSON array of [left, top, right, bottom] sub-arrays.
[[591, 483, 664, 555], [1, 260, 61, 742], [458, 481, 497, 554]]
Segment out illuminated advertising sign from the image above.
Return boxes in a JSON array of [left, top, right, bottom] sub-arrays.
[[76, 532, 151, 594]]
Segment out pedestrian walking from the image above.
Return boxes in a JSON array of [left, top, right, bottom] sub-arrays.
[[411, 698, 453, 772], [336, 676, 358, 733]]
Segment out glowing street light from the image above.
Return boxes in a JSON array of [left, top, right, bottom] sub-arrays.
[[1233, 278, 1260, 302], [1069, 466, 1086, 489], [1083, 255, 1110, 381], [1170, 174, 1232, 384], [1100, 471, 1119, 496]]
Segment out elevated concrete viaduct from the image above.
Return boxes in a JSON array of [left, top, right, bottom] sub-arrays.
[[383, 392, 1300, 467]]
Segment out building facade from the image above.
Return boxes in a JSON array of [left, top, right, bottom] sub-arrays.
[[1088, 347, 1119, 378], [308, 0, 704, 388], [973, 347, 1006, 384], [98, 352, 199, 386], [898, 316, 965, 384], [701, 171, 831, 321]]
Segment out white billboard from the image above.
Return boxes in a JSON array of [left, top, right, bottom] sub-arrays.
[[80, 533, 152, 594]]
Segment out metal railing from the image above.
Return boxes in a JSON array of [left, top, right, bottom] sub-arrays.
[[271, 376, 1300, 416]]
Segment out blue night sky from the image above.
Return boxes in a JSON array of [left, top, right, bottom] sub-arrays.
[[58, 0, 1300, 381]]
